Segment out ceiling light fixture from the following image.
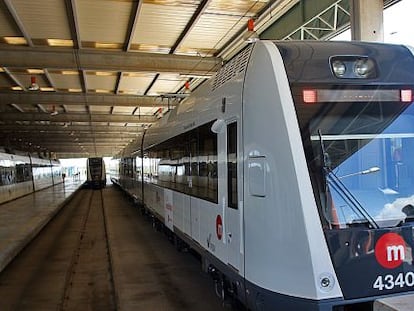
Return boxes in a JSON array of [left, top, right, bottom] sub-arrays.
[[95, 42, 120, 49], [62, 70, 79, 75], [4, 36, 27, 45], [40, 87, 55, 92], [95, 71, 114, 76], [27, 68, 44, 74], [95, 89, 111, 93], [47, 39, 73, 47]]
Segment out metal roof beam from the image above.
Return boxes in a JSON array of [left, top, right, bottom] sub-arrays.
[[0, 132, 138, 139], [0, 139, 128, 148], [115, 2, 142, 94], [218, 0, 300, 59], [43, 69, 56, 90], [2, 140, 134, 147], [1, 141, 127, 147], [64, 0, 82, 49], [0, 47, 221, 74], [3, 0, 34, 47], [0, 93, 179, 107], [0, 124, 145, 133], [2, 67, 27, 91], [27, 144, 125, 150], [282, 0, 351, 40], [0, 112, 156, 123], [42, 143, 125, 147], [9, 103, 24, 112], [124, 1, 142, 51], [153, 0, 211, 95], [170, 0, 211, 53]]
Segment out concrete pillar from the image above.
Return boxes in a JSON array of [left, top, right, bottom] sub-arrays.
[[350, 0, 384, 42]]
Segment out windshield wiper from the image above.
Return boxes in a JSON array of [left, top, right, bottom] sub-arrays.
[[327, 171, 379, 229], [338, 166, 380, 179], [318, 129, 380, 229]]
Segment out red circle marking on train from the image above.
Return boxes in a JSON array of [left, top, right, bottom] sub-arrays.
[[216, 215, 223, 240], [375, 233, 406, 269]]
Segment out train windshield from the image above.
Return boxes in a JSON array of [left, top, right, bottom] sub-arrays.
[[297, 87, 414, 229]]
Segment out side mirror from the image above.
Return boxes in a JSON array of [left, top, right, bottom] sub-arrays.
[[211, 119, 225, 134]]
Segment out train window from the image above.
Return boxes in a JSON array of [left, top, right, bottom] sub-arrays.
[[227, 122, 238, 209], [1, 167, 15, 184], [125, 157, 134, 178], [304, 98, 414, 229], [16, 164, 25, 183], [198, 122, 218, 202], [190, 137, 199, 187], [0, 167, 11, 185], [146, 121, 218, 203]]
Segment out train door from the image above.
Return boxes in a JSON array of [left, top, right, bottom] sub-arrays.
[[224, 121, 241, 271], [225, 122, 241, 271]]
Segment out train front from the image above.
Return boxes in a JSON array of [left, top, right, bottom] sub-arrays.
[[280, 41, 414, 307], [87, 157, 106, 188]]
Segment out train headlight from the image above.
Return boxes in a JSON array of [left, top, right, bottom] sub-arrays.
[[331, 56, 377, 79], [332, 60, 346, 77], [354, 58, 375, 78]]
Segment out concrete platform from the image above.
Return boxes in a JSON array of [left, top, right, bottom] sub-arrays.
[[374, 294, 414, 311], [0, 179, 84, 273]]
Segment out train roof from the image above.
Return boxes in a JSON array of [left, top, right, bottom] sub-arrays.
[[122, 40, 414, 156], [273, 40, 414, 84], [0, 151, 60, 165], [124, 44, 254, 155]]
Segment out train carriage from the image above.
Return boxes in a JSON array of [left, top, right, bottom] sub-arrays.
[[86, 157, 106, 189], [0, 152, 62, 204], [31, 156, 60, 191], [113, 40, 414, 311]]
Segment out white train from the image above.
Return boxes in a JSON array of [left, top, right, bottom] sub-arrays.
[[85, 157, 106, 189], [112, 40, 414, 310], [0, 151, 62, 204]]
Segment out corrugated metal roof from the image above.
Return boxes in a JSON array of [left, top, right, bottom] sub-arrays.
[[0, 0, 340, 158]]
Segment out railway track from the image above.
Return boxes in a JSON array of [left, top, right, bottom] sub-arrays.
[[0, 189, 116, 311], [59, 189, 116, 310], [0, 185, 235, 311]]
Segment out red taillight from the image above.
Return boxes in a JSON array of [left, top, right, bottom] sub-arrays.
[[303, 89, 317, 104]]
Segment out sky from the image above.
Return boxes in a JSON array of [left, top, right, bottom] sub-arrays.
[[334, 0, 414, 46], [383, 0, 414, 46]]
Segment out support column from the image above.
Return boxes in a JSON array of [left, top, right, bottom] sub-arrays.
[[350, 0, 384, 42]]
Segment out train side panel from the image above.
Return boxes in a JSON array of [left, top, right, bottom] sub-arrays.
[[0, 181, 33, 204], [112, 40, 414, 310], [131, 57, 248, 272], [0, 152, 62, 204], [32, 158, 56, 191], [196, 49, 246, 275], [242, 41, 342, 306], [0, 153, 33, 203]]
